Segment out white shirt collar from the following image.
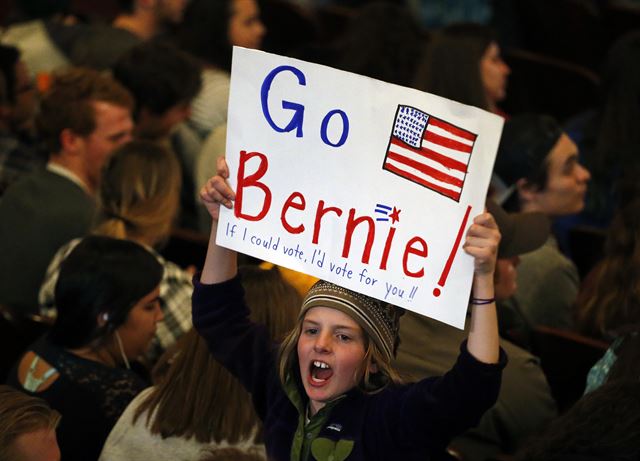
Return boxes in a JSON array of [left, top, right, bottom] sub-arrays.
[[46, 162, 91, 194]]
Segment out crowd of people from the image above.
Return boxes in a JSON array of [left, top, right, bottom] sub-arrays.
[[1, 1, 639, 460]]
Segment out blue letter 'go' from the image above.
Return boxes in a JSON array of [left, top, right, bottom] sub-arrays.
[[260, 65, 349, 148]]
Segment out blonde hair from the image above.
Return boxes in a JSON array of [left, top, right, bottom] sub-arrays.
[[278, 311, 403, 395], [95, 140, 181, 246], [0, 385, 61, 459], [134, 265, 300, 444]]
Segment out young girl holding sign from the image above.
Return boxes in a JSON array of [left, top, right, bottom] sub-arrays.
[[193, 158, 506, 461]]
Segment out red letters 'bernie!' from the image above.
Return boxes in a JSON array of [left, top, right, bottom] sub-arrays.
[[234, 150, 428, 278]]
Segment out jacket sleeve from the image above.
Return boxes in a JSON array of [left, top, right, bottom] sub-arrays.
[[191, 274, 279, 419], [371, 341, 508, 454]]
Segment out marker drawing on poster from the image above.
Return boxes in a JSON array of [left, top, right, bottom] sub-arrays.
[[216, 47, 504, 329]]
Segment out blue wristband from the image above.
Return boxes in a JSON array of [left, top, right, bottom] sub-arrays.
[[470, 297, 495, 305]]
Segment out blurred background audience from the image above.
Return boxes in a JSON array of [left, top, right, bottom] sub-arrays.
[[0, 1, 639, 459]]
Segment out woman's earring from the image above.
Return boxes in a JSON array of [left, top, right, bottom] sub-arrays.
[[99, 312, 110, 328]]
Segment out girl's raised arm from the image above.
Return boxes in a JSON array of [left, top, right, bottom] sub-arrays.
[[200, 157, 238, 284], [463, 212, 501, 364]]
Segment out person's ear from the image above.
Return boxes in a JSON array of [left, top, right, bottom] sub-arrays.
[[369, 362, 378, 374], [516, 177, 538, 204], [97, 311, 110, 328], [59, 128, 84, 156]]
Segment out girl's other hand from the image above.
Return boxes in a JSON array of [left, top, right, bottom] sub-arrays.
[[463, 212, 500, 277]]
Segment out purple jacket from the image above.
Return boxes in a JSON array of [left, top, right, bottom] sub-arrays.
[[192, 275, 506, 461]]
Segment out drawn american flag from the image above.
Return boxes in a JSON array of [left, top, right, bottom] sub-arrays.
[[382, 105, 477, 202]]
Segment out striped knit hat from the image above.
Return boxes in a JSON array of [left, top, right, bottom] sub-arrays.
[[300, 281, 402, 361]]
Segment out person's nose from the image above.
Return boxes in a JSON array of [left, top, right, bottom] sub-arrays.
[[577, 163, 591, 183], [122, 131, 134, 145], [155, 303, 164, 323], [503, 61, 511, 76], [313, 331, 331, 353], [257, 21, 267, 39]]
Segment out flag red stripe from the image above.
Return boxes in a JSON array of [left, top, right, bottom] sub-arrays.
[[428, 117, 477, 141], [424, 130, 474, 153], [386, 151, 464, 188], [384, 162, 461, 201], [390, 138, 468, 173]]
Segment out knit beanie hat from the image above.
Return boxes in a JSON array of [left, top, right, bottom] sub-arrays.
[[300, 281, 402, 361]]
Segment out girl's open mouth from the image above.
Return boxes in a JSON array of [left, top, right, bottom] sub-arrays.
[[309, 360, 333, 385]]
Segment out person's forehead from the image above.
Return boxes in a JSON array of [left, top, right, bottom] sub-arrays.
[[91, 100, 130, 117], [12, 428, 60, 461], [484, 41, 500, 56], [232, 0, 259, 17], [90, 100, 132, 131], [139, 286, 161, 304], [303, 306, 361, 330], [546, 133, 578, 169]]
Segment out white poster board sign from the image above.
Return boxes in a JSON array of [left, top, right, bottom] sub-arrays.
[[217, 47, 504, 329]]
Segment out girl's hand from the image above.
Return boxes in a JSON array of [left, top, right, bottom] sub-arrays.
[[200, 157, 236, 221], [462, 212, 500, 277]]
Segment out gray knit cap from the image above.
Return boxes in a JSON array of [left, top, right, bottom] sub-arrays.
[[300, 281, 402, 361]]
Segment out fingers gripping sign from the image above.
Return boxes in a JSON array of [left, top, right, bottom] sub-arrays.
[[200, 157, 236, 221], [463, 212, 500, 277]]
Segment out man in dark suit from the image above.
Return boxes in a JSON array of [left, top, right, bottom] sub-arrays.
[[0, 68, 134, 315]]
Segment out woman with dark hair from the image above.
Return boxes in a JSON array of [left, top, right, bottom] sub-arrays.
[[176, 0, 265, 139], [7, 236, 164, 461], [414, 23, 510, 115], [99, 265, 300, 460]]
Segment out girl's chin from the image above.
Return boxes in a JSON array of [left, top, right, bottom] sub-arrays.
[[305, 388, 329, 406]]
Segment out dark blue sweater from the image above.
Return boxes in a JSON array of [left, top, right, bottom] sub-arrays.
[[192, 275, 507, 461]]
